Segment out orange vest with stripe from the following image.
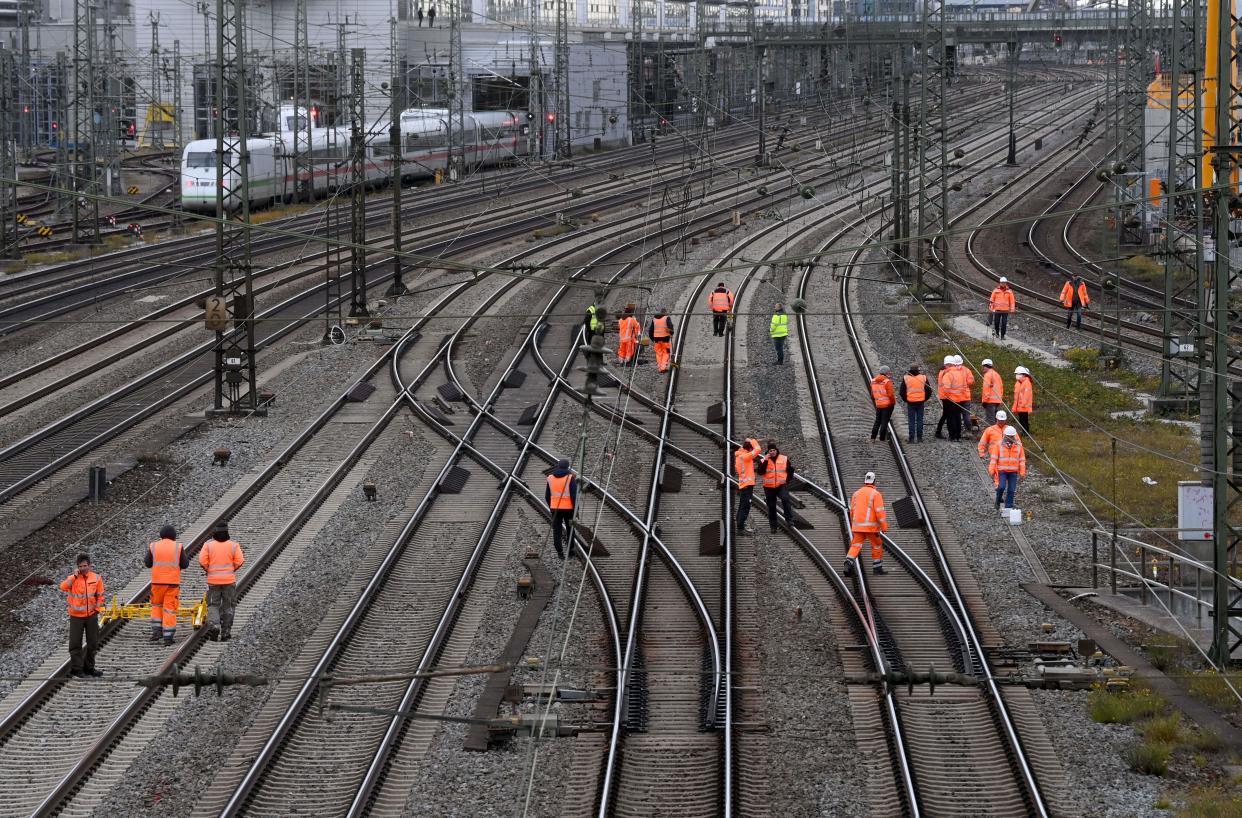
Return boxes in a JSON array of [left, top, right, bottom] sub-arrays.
[[61, 570, 105, 618], [762, 455, 788, 488], [200, 539, 244, 585], [149, 538, 184, 585], [652, 316, 671, 340], [708, 290, 733, 313], [547, 474, 574, 510], [903, 373, 927, 402]]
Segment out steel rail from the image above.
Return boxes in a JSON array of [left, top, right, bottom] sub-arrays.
[[20, 280, 477, 816]]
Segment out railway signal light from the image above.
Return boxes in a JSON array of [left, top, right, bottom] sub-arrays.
[[546, 112, 556, 124], [204, 295, 229, 332]]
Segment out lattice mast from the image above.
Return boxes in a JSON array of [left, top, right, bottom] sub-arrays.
[[554, 0, 571, 157], [0, 47, 18, 259], [71, 0, 100, 245], [1158, 0, 1205, 406], [914, 0, 950, 300], [293, 0, 313, 202], [448, 0, 466, 176], [348, 48, 369, 318], [1206, 0, 1242, 665], [210, 0, 259, 414]]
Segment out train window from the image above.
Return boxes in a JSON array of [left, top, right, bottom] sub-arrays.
[[185, 152, 215, 168]]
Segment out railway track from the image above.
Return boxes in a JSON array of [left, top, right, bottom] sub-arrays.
[[0, 65, 1102, 817]]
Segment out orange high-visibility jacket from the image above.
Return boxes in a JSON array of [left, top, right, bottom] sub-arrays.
[[989, 286, 1015, 313], [849, 485, 888, 533], [1013, 376, 1034, 413], [618, 315, 640, 344], [61, 570, 105, 618], [762, 454, 789, 489], [708, 289, 734, 313], [734, 439, 762, 488], [903, 373, 927, 403], [981, 369, 1004, 404], [1059, 281, 1090, 308], [870, 375, 895, 408], [149, 538, 184, 585], [941, 366, 969, 402], [547, 474, 574, 510], [989, 438, 1027, 478], [977, 421, 1015, 459], [199, 539, 245, 586], [652, 315, 672, 340]]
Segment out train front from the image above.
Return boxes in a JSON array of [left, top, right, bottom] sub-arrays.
[[180, 139, 239, 213]]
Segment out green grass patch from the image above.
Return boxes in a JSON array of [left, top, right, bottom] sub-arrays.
[[1188, 670, 1242, 714], [250, 204, 313, 225], [1090, 685, 1167, 724], [24, 249, 83, 266], [1176, 786, 1242, 817], [1064, 346, 1101, 372], [1143, 713, 1186, 745], [1128, 740, 1173, 775], [907, 314, 940, 335], [933, 339, 1198, 527], [1122, 253, 1167, 286]]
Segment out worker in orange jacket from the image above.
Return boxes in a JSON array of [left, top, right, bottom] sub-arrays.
[[869, 365, 897, 442], [1060, 275, 1090, 329], [989, 277, 1016, 340], [647, 308, 674, 374], [546, 459, 578, 559], [980, 359, 1004, 425], [708, 282, 734, 337], [761, 442, 795, 533], [734, 438, 764, 535], [936, 355, 969, 440], [199, 521, 245, 642], [60, 553, 105, 677], [899, 364, 931, 443], [1013, 366, 1034, 433], [846, 472, 887, 575], [977, 410, 1015, 460], [616, 306, 641, 366], [988, 426, 1027, 510], [145, 524, 190, 646]]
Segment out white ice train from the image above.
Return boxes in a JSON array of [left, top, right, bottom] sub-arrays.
[[181, 106, 528, 213]]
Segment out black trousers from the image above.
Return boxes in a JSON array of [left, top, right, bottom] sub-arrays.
[[736, 485, 754, 529], [68, 614, 99, 673], [712, 313, 728, 336], [992, 312, 1009, 339], [871, 405, 894, 440], [936, 398, 963, 440], [764, 485, 794, 531], [551, 509, 574, 558], [1015, 411, 1031, 434]]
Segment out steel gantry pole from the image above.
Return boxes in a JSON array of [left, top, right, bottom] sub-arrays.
[[293, 0, 313, 202], [210, 0, 260, 415], [628, 0, 642, 144], [1157, 0, 1204, 409], [914, 0, 951, 301], [172, 39, 183, 149], [1207, 0, 1242, 665], [388, 17, 408, 297], [100, 0, 121, 196], [348, 47, 369, 318], [448, 0, 466, 178], [1117, 0, 1151, 247], [1005, 39, 1018, 166], [70, 0, 100, 246], [554, 0, 572, 157], [0, 47, 18, 260], [149, 11, 163, 149]]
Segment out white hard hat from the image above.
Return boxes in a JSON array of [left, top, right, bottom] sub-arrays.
[[1003, 425, 1018, 437], [943, 355, 953, 365], [981, 358, 993, 367], [952, 355, 963, 365], [996, 410, 1008, 421], [1015, 365, 1029, 376], [999, 276, 1008, 284], [864, 471, 876, 484]]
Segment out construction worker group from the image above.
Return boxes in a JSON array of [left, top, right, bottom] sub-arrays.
[[58, 521, 246, 677]]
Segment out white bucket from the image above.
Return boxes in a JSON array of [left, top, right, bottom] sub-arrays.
[[1006, 508, 1023, 526]]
